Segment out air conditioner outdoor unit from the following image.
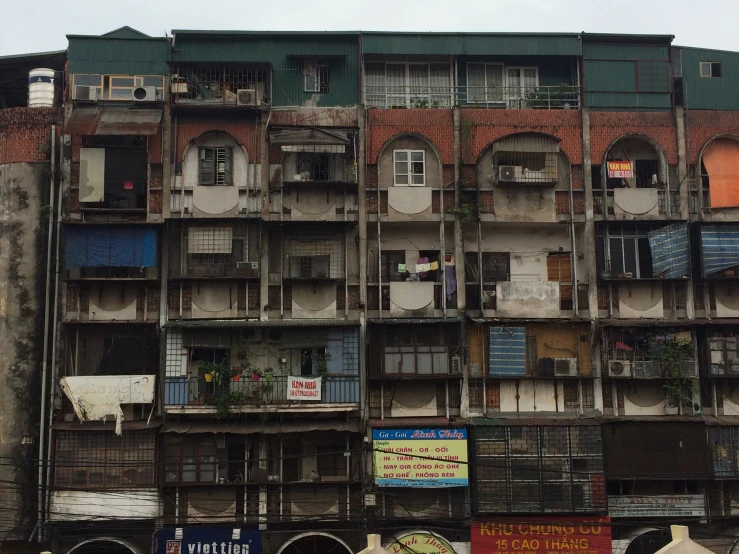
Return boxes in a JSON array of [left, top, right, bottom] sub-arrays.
[[499, 165, 522, 182], [608, 359, 632, 377], [554, 358, 578, 377], [132, 86, 157, 102], [237, 89, 258, 106], [237, 260, 260, 277], [74, 85, 98, 101], [450, 356, 461, 374]]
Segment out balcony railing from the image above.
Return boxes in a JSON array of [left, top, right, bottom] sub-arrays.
[[364, 85, 580, 109], [164, 375, 359, 407], [606, 360, 697, 378], [170, 66, 270, 107], [593, 189, 680, 217]]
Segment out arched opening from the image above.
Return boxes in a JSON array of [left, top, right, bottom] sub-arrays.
[[277, 533, 353, 554], [597, 134, 670, 217], [68, 538, 142, 554], [698, 136, 739, 210], [376, 133, 443, 189]]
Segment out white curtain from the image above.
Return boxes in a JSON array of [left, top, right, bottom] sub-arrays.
[[364, 64, 385, 106], [467, 63, 486, 103], [429, 64, 451, 106], [386, 64, 406, 107]]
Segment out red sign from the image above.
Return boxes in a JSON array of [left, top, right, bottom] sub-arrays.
[[166, 541, 181, 554], [472, 517, 611, 554], [607, 161, 633, 179]]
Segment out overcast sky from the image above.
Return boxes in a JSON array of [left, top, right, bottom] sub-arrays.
[[2, 0, 738, 56]]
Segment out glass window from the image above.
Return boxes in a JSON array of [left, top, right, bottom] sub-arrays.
[[74, 74, 103, 87], [393, 150, 425, 186], [110, 77, 135, 87]]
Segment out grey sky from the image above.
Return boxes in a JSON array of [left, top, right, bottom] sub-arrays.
[[1, 0, 738, 56]]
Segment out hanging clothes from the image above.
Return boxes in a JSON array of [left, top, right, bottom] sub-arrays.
[[445, 265, 457, 301]]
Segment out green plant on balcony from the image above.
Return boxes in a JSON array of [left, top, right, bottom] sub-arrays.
[[523, 84, 577, 109], [198, 360, 231, 387], [454, 202, 478, 222], [657, 337, 696, 410]]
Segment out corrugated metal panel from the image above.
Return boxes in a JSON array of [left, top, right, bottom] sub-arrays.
[[648, 223, 689, 279], [584, 44, 669, 61], [68, 37, 169, 75], [584, 60, 636, 92], [680, 47, 739, 110], [162, 420, 360, 434], [171, 35, 359, 107], [489, 326, 526, 376], [361, 34, 581, 56], [700, 225, 739, 276]]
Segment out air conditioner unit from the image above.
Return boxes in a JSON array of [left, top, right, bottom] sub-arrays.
[[132, 86, 157, 102], [237, 261, 260, 277], [554, 358, 578, 377], [608, 360, 632, 377], [499, 165, 522, 182], [74, 85, 98, 101], [237, 89, 258, 106], [450, 356, 461, 374]]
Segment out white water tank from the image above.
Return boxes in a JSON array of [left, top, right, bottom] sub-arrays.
[[28, 68, 57, 107]]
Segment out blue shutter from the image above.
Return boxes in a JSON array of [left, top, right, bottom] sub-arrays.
[[65, 225, 157, 270], [647, 223, 688, 279], [489, 326, 526, 376], [700, 225, 739, 277]]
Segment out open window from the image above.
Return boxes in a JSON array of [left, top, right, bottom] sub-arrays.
[[465, 252, 508, 310], [78, 137, 147, 209], [700, 61, 722, 78], [393, 150, 425, 186], [199, 147, 233, 185], [381, 250, 406, 282], [304, 59, 330, 93]]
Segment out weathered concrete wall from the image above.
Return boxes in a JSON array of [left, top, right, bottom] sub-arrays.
[[0, 161, 46, 539]]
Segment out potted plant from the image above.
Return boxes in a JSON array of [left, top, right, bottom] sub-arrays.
[[251, 367, 263, 382], [198, 361, 215, 383]]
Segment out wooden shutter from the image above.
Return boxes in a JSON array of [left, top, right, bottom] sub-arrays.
[[547, 253, 572, 300], [199, 148, 215, 185]]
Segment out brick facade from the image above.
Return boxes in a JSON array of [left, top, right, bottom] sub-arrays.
[[367, 109, 454, 164], [589, 111, 678, 165], [0, 107, 62, 164], [685, 110, 739, 163], [175, 113, 261, 162]]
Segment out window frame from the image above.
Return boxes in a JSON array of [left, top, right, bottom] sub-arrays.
[[505, 66, 539, 107], [700, 61, 722, 78], [466, 62, 505, 105], [393, 149, 425, 187], [198, 146, 234, 186], [304, 62, 330, 93], [364, 61, 452, 107]]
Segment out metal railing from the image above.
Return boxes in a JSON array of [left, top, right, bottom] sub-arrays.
[[170, 66, 270, 106], [593, 190, 679, 217], [164, 375, 359, 406], [607, 360, 698, 378], [364, 85, 580, 109]]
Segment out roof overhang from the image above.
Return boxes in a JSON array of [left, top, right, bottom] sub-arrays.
[[64, 106, 163, 135]]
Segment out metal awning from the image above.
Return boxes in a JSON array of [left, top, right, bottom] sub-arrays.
[[64, 106, 163, 135], [162, 420, 361, 434], [165, 318, 360, 328], [52, 420, 162, 431], [270, 128, 350, 145], [368, 318, 460, 325]]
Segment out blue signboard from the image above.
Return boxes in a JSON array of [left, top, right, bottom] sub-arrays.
[[154, 528, 261, 554]]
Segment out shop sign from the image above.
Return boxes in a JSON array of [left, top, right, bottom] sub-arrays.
[[386, 532, 457, 554], [472, 517, 611, 554], [373, 428, 468, 487], [154, 527, 261, 554], [608, 495, 705, 518], [607, 161, 633, 179]]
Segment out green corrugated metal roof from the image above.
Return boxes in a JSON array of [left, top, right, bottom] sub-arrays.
[[678, 46, 739, 110], [584, 43, 670, 61], [68, 35, 169, 75], [361, 33, 582, 56]]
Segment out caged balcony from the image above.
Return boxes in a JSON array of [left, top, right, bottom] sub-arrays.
[[170, 65, 271, 107]]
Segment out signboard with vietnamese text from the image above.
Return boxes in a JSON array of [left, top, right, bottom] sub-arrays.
[[386, 532, 457, 554], [154, 527, 261, 554], [608, 495, 705, 518], [472, 518, 611, 554], [286, 376, 321, 401], [607, 161, 633, 179], [372, 428, 468, 487]]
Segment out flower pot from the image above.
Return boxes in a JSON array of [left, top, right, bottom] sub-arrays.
[[665, 405, 679, 415], [204, 373, 213, 383], [251, 373, 261, 382], [232, 374, 241, 382]]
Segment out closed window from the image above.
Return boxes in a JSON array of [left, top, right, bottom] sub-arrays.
[[393, 150, 425, 186], [466, 63, 504, 104], [199, 147, 233, 185], [304, 59, 330, 93], [700, 61, 722, 78]]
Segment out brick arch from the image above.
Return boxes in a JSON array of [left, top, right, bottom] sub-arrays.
[[696, 133, 739, 165], [588, 112, 677, 165], [601, 132, 669, 188], [376, 132, 444, 170], [181, 129, 249, 164], [474, 131, 571, 166]]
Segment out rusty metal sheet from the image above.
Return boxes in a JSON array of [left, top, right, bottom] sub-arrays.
[[96, 108, 162, 135], [270, 127, 350, 145], [64, 106, 102, 135]]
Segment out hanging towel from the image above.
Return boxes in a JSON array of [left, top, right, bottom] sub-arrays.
[[445, 266, 457, 301], [397, 263, 406, 272], [417, 257, 429, 278], [429, 261, 439, 270], [615, 341, 633, 352], [416, 263, 431, 272]]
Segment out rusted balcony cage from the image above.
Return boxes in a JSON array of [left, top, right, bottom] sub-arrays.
[[170, 65, 271, 106]]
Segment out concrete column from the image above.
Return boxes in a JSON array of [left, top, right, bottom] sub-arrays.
[[161, 104, 172, 220], [581, 108, 598, 318], [675, 106, 695, 320], [260, 115, 270, 320], [357, 105, 367, 416], [453, 106, 469, 418]]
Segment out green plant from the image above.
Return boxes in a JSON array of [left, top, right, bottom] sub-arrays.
[[198, 360, 231, 386], [523, 84, 577, 109], [455, 202, 478, 222], [657, 337, 696, 407]]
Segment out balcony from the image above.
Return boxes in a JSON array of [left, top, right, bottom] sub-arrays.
[[170, 65, 270, 108], [64, 282, 159, 322], [364, 85, 580, 109], [593, 188, 680, 219], [163, 374, 360, 413]]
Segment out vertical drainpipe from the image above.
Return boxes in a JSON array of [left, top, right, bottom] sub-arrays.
[[37, 124, 56, 542], [260, 111, 270, 321], [45, 125, 65, 538], [358, 104, 367, 418]]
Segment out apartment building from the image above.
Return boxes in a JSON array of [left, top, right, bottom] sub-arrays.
[[4, 25, 739, 554]]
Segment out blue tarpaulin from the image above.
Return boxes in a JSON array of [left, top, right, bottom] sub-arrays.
[[700, 225, 739, 277], [489, 326, 526, 376], [647, 223, 689, 279], [64, 225, 157, 270]]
